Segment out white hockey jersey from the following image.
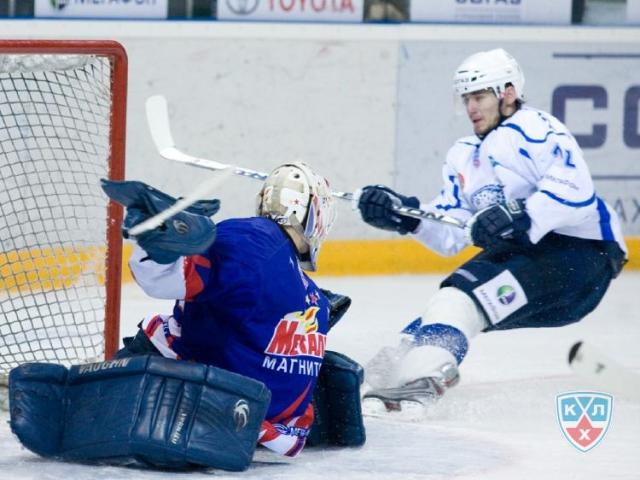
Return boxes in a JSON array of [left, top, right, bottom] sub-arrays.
[[413, 106, 627, 257]]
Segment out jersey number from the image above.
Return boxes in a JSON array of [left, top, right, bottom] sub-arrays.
[[553, 144, 576, 168]]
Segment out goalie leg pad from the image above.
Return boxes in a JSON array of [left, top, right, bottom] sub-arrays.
[[9, 356, 271, 471], [9, 363, 68, 457], [307, 351, 365, 447]]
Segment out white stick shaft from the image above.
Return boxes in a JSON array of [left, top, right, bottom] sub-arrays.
[[127, 169, 232, 237], [145, 94, 467, 230]]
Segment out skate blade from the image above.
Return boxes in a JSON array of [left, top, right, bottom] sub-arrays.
[[362, 397, 426, 422]]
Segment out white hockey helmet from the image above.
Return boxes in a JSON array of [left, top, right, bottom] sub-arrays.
[[453, 48, 525, 100], [257, 162, 336, 271]]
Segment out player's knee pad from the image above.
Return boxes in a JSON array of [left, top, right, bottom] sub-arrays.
[[9, 356, 271, 471], [307, 351, 365, 448]]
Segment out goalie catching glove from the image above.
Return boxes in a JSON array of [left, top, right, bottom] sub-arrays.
[[101, 179, 219, 264]]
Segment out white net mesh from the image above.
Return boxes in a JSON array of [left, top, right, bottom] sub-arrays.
[[0, 53, 113, 376], [0, 54, 94, 74]]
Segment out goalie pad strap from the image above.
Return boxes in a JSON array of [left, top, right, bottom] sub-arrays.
[[9, 356, 271, 471]]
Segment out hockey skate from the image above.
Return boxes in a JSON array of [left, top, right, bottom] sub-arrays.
[[362, 362, 460, 420]]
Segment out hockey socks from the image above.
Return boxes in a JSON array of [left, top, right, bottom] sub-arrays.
[[402, 320, 469, 365]]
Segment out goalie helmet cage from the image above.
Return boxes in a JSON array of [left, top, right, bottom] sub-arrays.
[[0, 40, 126, 377]]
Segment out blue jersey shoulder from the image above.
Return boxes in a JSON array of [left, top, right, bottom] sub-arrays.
[[194, 217, 296, 302], [214, 217, 291, 262]]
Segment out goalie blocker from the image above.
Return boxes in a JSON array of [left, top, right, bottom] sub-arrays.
[[9, 355, 270, 471]]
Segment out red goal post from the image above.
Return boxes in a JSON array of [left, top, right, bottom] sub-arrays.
[[0, 40, 127, 373]]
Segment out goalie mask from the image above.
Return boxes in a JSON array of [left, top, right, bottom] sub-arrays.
[[257, 162, 336, 271], [453, 48, 525, 100]]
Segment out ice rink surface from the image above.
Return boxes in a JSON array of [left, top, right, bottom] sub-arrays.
[[1, 272, 639, 480]]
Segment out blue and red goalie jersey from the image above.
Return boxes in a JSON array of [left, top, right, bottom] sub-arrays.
[[128, 217, 330, 457]]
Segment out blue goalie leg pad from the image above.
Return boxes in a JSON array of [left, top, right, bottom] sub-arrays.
[[9, 363, 68, 457], [307, 351, 366, 447], [9, 356, 271, 471]]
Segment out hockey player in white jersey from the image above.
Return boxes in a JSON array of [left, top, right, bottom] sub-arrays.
[[357, 48, 628, 416]]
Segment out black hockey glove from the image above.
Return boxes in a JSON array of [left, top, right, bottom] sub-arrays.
[[468, 199, 531, 251], [357, 185, 421, 235]]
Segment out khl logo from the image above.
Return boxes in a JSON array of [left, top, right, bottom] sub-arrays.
[[556, 391, 613, 452], [50, 0, 70, 10], [226, 0, 260, 14]]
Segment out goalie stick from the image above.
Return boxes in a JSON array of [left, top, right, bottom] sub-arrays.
[[145, 95, 467, 230], [568, 341, 640, 401]]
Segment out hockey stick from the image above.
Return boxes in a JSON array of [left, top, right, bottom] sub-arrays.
[[146, 95, 359, 202], [145, 95, 466, 230], [146, 95, 268, 183], [127, 168, 233, 237], [568, 341, 640, 401]]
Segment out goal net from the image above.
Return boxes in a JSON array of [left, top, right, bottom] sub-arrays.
[[0, 41, 126, 378]]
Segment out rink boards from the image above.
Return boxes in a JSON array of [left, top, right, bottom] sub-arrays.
[[0, 21, 638, 276]]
